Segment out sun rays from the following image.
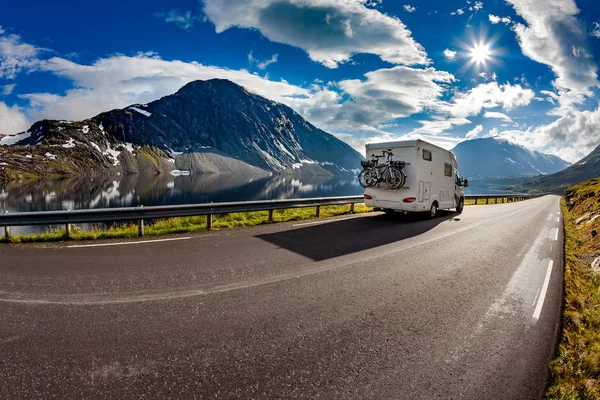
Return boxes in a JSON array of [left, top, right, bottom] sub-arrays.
[[454, 28, 503, 76]]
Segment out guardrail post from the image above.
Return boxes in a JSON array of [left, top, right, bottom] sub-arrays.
[[316, 205, 321, 218], [3, 211, 8, 239], [207, 213, 213, 230], [64, 208, 74, 238], [485, 198, 489, 205], [474, 199, 477, 205], [137, 205, 144, 237], [268, 209, 274, 222], [350, 203, 355, 213], [502, 198, 505, 203]]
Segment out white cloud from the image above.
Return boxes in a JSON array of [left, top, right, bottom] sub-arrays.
[[465, 124, 483, 140], [483, 111, 515, 124], [406, 82, 533, 136], [488, 14, 511, 24], [409, 117, 471, 136], [592, 22, 600, 38], [155, 9, 200, 31], [334, 130, 463, 155], [497, 106, 600, 163], [479, 71, 498, 82], [333, 66, 455, 130], [472, 1, 483, 11], [202, 0, 430, 68], [451, 9, 465, 15], [248, 52, 279, 70], [0, 29, 47, 79], [443, 49, 457, 60], [0, 102, 29, 135], [403, 4, 416, 12], [506, 0, 599, 114], [445, 82, 535, 118], [1, 83, 16, 95]]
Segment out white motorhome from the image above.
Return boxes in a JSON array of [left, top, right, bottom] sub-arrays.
[[362, 139, 468, 217]]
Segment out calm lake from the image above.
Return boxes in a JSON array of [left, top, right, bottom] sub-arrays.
[[0, 172, 363, 234]]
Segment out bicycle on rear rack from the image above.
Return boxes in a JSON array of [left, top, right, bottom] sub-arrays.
[[358, 149, 409, 189]]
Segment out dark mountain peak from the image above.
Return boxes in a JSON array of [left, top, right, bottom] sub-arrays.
[[175, 79, 248, 97]]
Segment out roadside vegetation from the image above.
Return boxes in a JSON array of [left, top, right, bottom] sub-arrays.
[[546, 178, 600, 399], [0, 204, 372, 244], [1, 196, 527, 244]]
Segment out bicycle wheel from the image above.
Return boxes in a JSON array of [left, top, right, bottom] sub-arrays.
[[359, 169, 377, 188], [358, 169, 369, 188], [386, 168, 406, 189]]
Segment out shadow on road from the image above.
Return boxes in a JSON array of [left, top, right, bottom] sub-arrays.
[[257, 211, 459, 261]]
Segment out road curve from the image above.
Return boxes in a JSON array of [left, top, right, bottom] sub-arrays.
[[0, 195, 563, 399]]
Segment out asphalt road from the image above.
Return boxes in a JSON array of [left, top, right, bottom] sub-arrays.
[[0, 195, 564, 399]]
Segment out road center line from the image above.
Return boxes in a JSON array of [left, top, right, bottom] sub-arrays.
[[533, 260, 554, 321], [67, 236, 192, 248]]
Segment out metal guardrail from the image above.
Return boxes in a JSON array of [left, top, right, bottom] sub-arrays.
[[1, 193, 544, 238], [467, 193, 546, 204]]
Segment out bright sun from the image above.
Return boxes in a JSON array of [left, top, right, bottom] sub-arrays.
[[470, 43, 491, 64]]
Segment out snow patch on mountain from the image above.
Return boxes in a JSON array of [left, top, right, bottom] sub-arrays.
[[0, 130, 32, 146], [62, 138, 76, 148], [130, 106, 152, 117]]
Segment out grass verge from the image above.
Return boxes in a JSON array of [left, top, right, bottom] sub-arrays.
[[0, 204, 372, 244], [546, 178, 600, 399]]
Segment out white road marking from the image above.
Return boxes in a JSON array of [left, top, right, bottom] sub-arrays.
[[555, 217, 560, 223], [292, 215, 364, 227], [554, 229, 559, 241], [533, 260, 554, 321], [67, 237, 192, 248]]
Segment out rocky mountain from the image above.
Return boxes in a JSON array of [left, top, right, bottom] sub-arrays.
[[452, 137, 571, 179], [0, 79, 363, 183]]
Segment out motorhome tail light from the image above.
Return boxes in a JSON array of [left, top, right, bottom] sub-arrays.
[[403, 197, 416, 203], [364, 194, 373, 200]]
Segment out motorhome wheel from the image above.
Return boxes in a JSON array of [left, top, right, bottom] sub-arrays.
[[429, 202, 438, 218]]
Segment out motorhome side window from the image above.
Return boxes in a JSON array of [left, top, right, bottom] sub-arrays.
[[423, 149, 432, 161], [444, 163, 452, 177]]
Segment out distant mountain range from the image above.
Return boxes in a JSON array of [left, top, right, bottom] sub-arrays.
[[451, 137, 571, 179], [0, 79, 363, 183]]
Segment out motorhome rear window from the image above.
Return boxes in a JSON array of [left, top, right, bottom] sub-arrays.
[[423, 149, 432, 161], [444, 163, 452, 177]]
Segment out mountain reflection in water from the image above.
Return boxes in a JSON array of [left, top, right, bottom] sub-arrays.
[[0, 173, 362, 234]]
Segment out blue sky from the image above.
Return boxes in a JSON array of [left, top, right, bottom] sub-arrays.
[[1, 0, 599, 162]]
